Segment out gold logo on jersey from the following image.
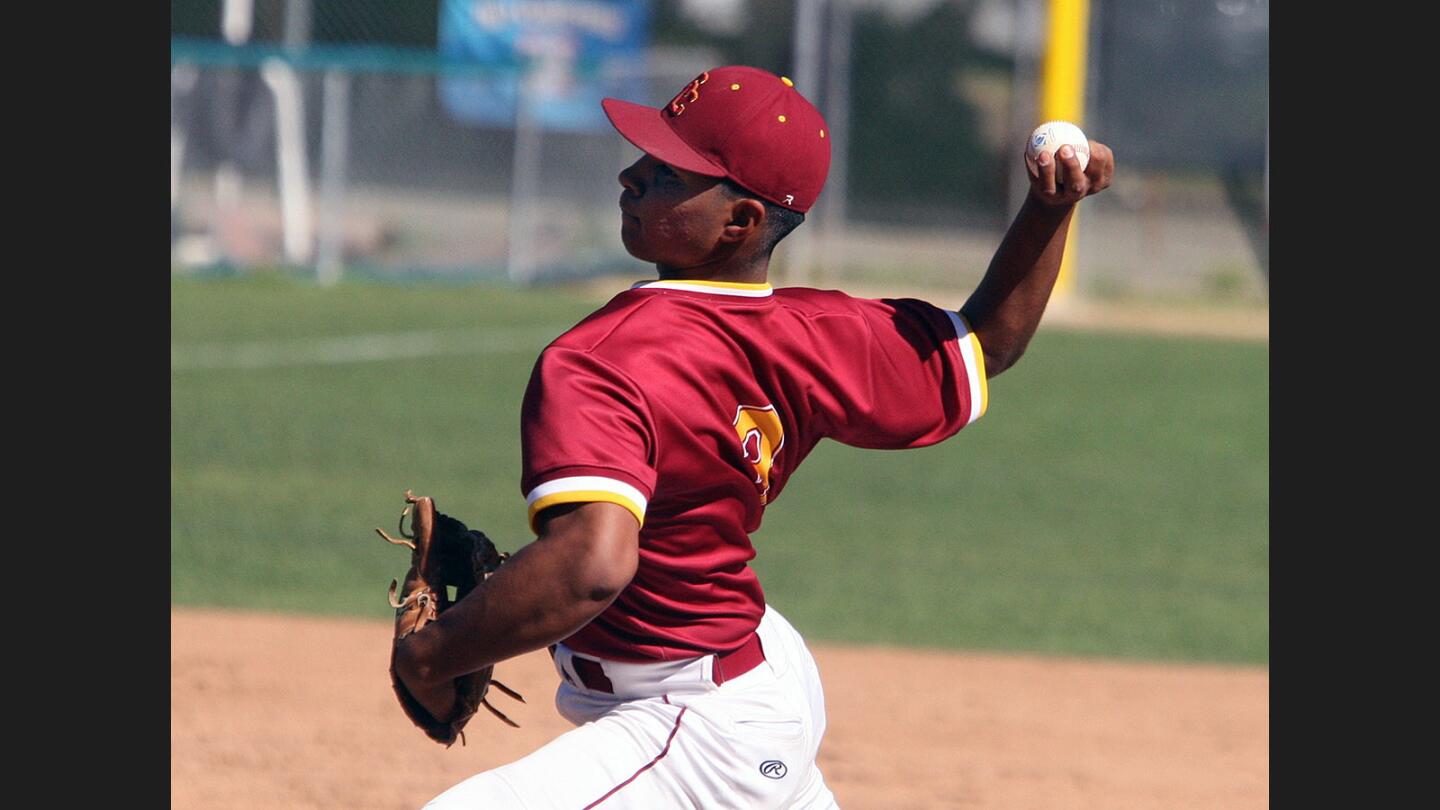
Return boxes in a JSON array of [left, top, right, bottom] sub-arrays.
[[733, 404, 784, 504]]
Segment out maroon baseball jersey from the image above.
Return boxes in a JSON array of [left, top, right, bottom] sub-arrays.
[[520, 279, 989, 661]]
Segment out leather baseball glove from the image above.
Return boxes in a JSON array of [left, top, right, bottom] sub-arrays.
[[376, 489, 524, 746]]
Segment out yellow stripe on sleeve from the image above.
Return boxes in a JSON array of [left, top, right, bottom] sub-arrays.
[[966, 329, 989, 419], [949, 311, 990, 424], [527, 490, 646, 534]]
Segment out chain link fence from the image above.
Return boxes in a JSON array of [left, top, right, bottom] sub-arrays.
[[172, 0, 1268, 304], [172, 54, 707, 283]]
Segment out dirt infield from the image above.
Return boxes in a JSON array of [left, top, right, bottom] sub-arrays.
[[172, 608, 1267, 809]]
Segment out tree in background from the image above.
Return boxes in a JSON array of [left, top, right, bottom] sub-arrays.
[[846, 1, 1004, 221]]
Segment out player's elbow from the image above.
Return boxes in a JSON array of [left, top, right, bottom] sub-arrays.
[[983, 340, 1027, 377], [538, 501, 640, 607], [962, 309, 1032, 379], [971, 323, 1028, 377], [571, 519, 639, 605], [577, 544, 636, 605]]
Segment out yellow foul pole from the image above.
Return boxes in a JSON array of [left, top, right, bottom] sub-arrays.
[[1039, 0, 1090, 300]]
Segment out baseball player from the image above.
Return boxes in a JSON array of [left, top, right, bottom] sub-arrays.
[[392, 65, 1114, 808]]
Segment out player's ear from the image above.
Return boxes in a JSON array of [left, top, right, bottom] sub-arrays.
[[719, 197, 766, 244]]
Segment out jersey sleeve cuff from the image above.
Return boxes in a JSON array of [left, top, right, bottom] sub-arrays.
[[525, 475, 649, 533], [946, 311, 990, 424]]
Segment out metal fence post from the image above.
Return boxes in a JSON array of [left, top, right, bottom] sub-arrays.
[[317, 69, 351, 287]]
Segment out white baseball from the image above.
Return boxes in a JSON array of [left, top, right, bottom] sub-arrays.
[[1025, 120, 1090, 176]]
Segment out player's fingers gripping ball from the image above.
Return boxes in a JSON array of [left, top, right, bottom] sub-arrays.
[[1024, 120, 1091, 177]]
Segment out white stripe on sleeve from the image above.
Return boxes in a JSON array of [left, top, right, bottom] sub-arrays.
[[525, 475, 649, 513], [946, 310, 987, 426]]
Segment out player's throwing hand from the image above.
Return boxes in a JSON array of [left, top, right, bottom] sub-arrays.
[[1029, 140, 1114, 205]]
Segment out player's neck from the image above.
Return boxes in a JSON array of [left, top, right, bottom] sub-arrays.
[[656, 253, 771, 285]]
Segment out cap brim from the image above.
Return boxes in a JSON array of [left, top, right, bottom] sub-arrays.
[[602, 97, 727, 178]]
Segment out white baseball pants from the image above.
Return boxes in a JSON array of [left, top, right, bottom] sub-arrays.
[[423, 605, 840, 809]]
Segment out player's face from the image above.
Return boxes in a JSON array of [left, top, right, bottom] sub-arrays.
[[617, 154, 734, 271]]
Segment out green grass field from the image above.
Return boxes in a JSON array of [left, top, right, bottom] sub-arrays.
[[172, 275, 1268, 665]]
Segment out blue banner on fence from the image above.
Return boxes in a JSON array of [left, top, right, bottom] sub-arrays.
[[438, 0, 650, 131]]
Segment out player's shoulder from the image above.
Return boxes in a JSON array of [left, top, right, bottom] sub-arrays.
[[775, 287, 966, 353], [767, 285, 874, 321], [773, 285, 857, 307], [773, 286, 948, 320], [542, 287, 656, 353], [539, 285, 713, 370]]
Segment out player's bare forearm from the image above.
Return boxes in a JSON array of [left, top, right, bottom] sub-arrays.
[[959, 194, 1075, 376], [393, 501, 639, 718], [960, 140, 1114, 377]]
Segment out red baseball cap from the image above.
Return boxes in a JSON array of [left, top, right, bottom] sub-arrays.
[[602, 66, 831, 213]]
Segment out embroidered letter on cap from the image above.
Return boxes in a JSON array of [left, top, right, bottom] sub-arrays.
[[667, 71, 710, 117]]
